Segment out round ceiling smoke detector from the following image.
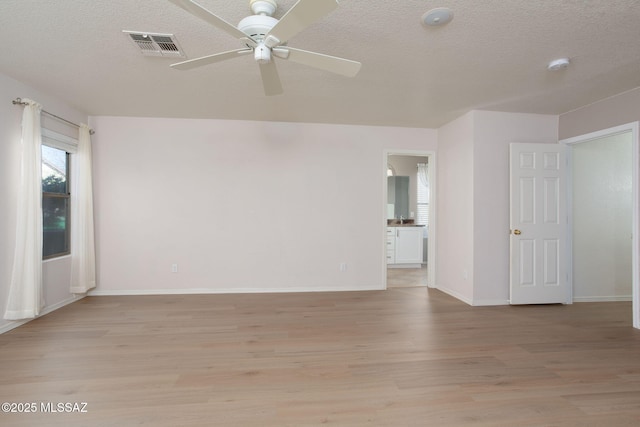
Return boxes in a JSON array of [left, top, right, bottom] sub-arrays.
[[548, 58, 570, 71], [422, 8, 454, 27]]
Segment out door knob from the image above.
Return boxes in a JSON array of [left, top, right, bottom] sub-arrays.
[[512, 229, 521, 235]]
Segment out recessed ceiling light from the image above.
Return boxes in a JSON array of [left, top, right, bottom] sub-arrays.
[[547, 58, 570, 71], [422, 8, 454, 27]]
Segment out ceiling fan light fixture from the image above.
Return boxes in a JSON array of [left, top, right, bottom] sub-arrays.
[[169, 0, 362, 96], [422, 7, 453, 27], [254, 43, 271, 64]]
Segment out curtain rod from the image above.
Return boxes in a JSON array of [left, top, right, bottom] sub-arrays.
[[12, 97, 95, 135]]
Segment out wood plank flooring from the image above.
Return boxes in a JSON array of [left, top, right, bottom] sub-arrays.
[[387, 266, 428, 287], [1, 288, 640, 426]]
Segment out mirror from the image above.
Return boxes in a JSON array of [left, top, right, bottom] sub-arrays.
[[387, 176, 409, 219]]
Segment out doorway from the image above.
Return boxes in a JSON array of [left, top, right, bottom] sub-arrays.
[[561, 122, 640, 328], [384, 151, 436, 289]]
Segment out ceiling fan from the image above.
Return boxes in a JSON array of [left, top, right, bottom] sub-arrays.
[[168, 0, 362, 96]]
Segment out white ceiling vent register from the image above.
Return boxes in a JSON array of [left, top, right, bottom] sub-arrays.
[[123, 31, 185, 57]]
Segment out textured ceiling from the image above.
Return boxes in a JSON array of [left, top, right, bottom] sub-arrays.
[[1, 0, 639, 128]]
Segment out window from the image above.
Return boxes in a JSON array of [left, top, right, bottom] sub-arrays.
[[416, 163, 429, 227], [42, 145, 70, 258]]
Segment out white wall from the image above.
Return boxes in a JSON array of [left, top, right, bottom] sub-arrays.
[[472, 111, 559, 305], [436, 110, 558, 306], [90, 116, 437, 294], [559, 87, 640, 140], [572, 132, 633, 300], [436, 112, 475, 303], [0, 72, 88, 333]]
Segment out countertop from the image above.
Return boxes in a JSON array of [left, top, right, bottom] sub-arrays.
[[387, 220, 424, 227]]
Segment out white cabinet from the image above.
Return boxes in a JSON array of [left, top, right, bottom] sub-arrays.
[[395, 227, 423, 264], [387, 226, 423, 267], [386, 228, 396, 264]]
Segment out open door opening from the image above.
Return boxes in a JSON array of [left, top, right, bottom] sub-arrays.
[[561, 122, 640, 329], [384, 151, 436, 289], [510, 122, 640, 329]]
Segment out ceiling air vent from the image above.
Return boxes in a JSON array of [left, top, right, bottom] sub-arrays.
[[123, 31, 185, 57]]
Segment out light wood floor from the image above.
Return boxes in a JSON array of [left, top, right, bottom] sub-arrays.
[[387, 265, 428, 288], [1, 288, 640, 426]]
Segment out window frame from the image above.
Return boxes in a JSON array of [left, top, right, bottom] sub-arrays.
[[416, 163, 429, 228], [41, 129, 77, 260]]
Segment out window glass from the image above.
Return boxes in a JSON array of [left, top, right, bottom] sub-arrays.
[[42, 145, 70, 258]]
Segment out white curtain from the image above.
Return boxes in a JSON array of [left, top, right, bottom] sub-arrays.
[[416, 163, 430, 238], [417, 162, 429, 189], [4, 99, 45, 320], [70, 124, 96, 294]]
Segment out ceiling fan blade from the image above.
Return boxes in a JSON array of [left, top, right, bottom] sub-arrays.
[[259, 61, 283, 96], [171, 49, 252, 70], [275, 47, 361, 77], [169, 0, 256, 46], [264, 0, 338, 47]]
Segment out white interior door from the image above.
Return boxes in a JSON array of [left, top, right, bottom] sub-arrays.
[[509, 143, 568, 304]]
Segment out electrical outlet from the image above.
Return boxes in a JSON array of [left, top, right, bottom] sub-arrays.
[[462, 269, 468, 280], [171, 263, 178, 273], [339, 263, 347, 272]]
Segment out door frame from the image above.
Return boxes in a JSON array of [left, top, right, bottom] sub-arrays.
[[560, 122, 640, 329], [383, 149, 437, 289]]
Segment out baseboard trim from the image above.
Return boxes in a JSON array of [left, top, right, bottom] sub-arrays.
[[387, 264, 422, 269], [573, 295, 632, 302], [88, 286, 384, 297], [434, 286, 474, 306], [0, 294, 85, 334], [472, 298, 510, 306]]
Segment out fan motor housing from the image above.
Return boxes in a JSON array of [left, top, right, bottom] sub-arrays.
[[238, 15, 278, 41]]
